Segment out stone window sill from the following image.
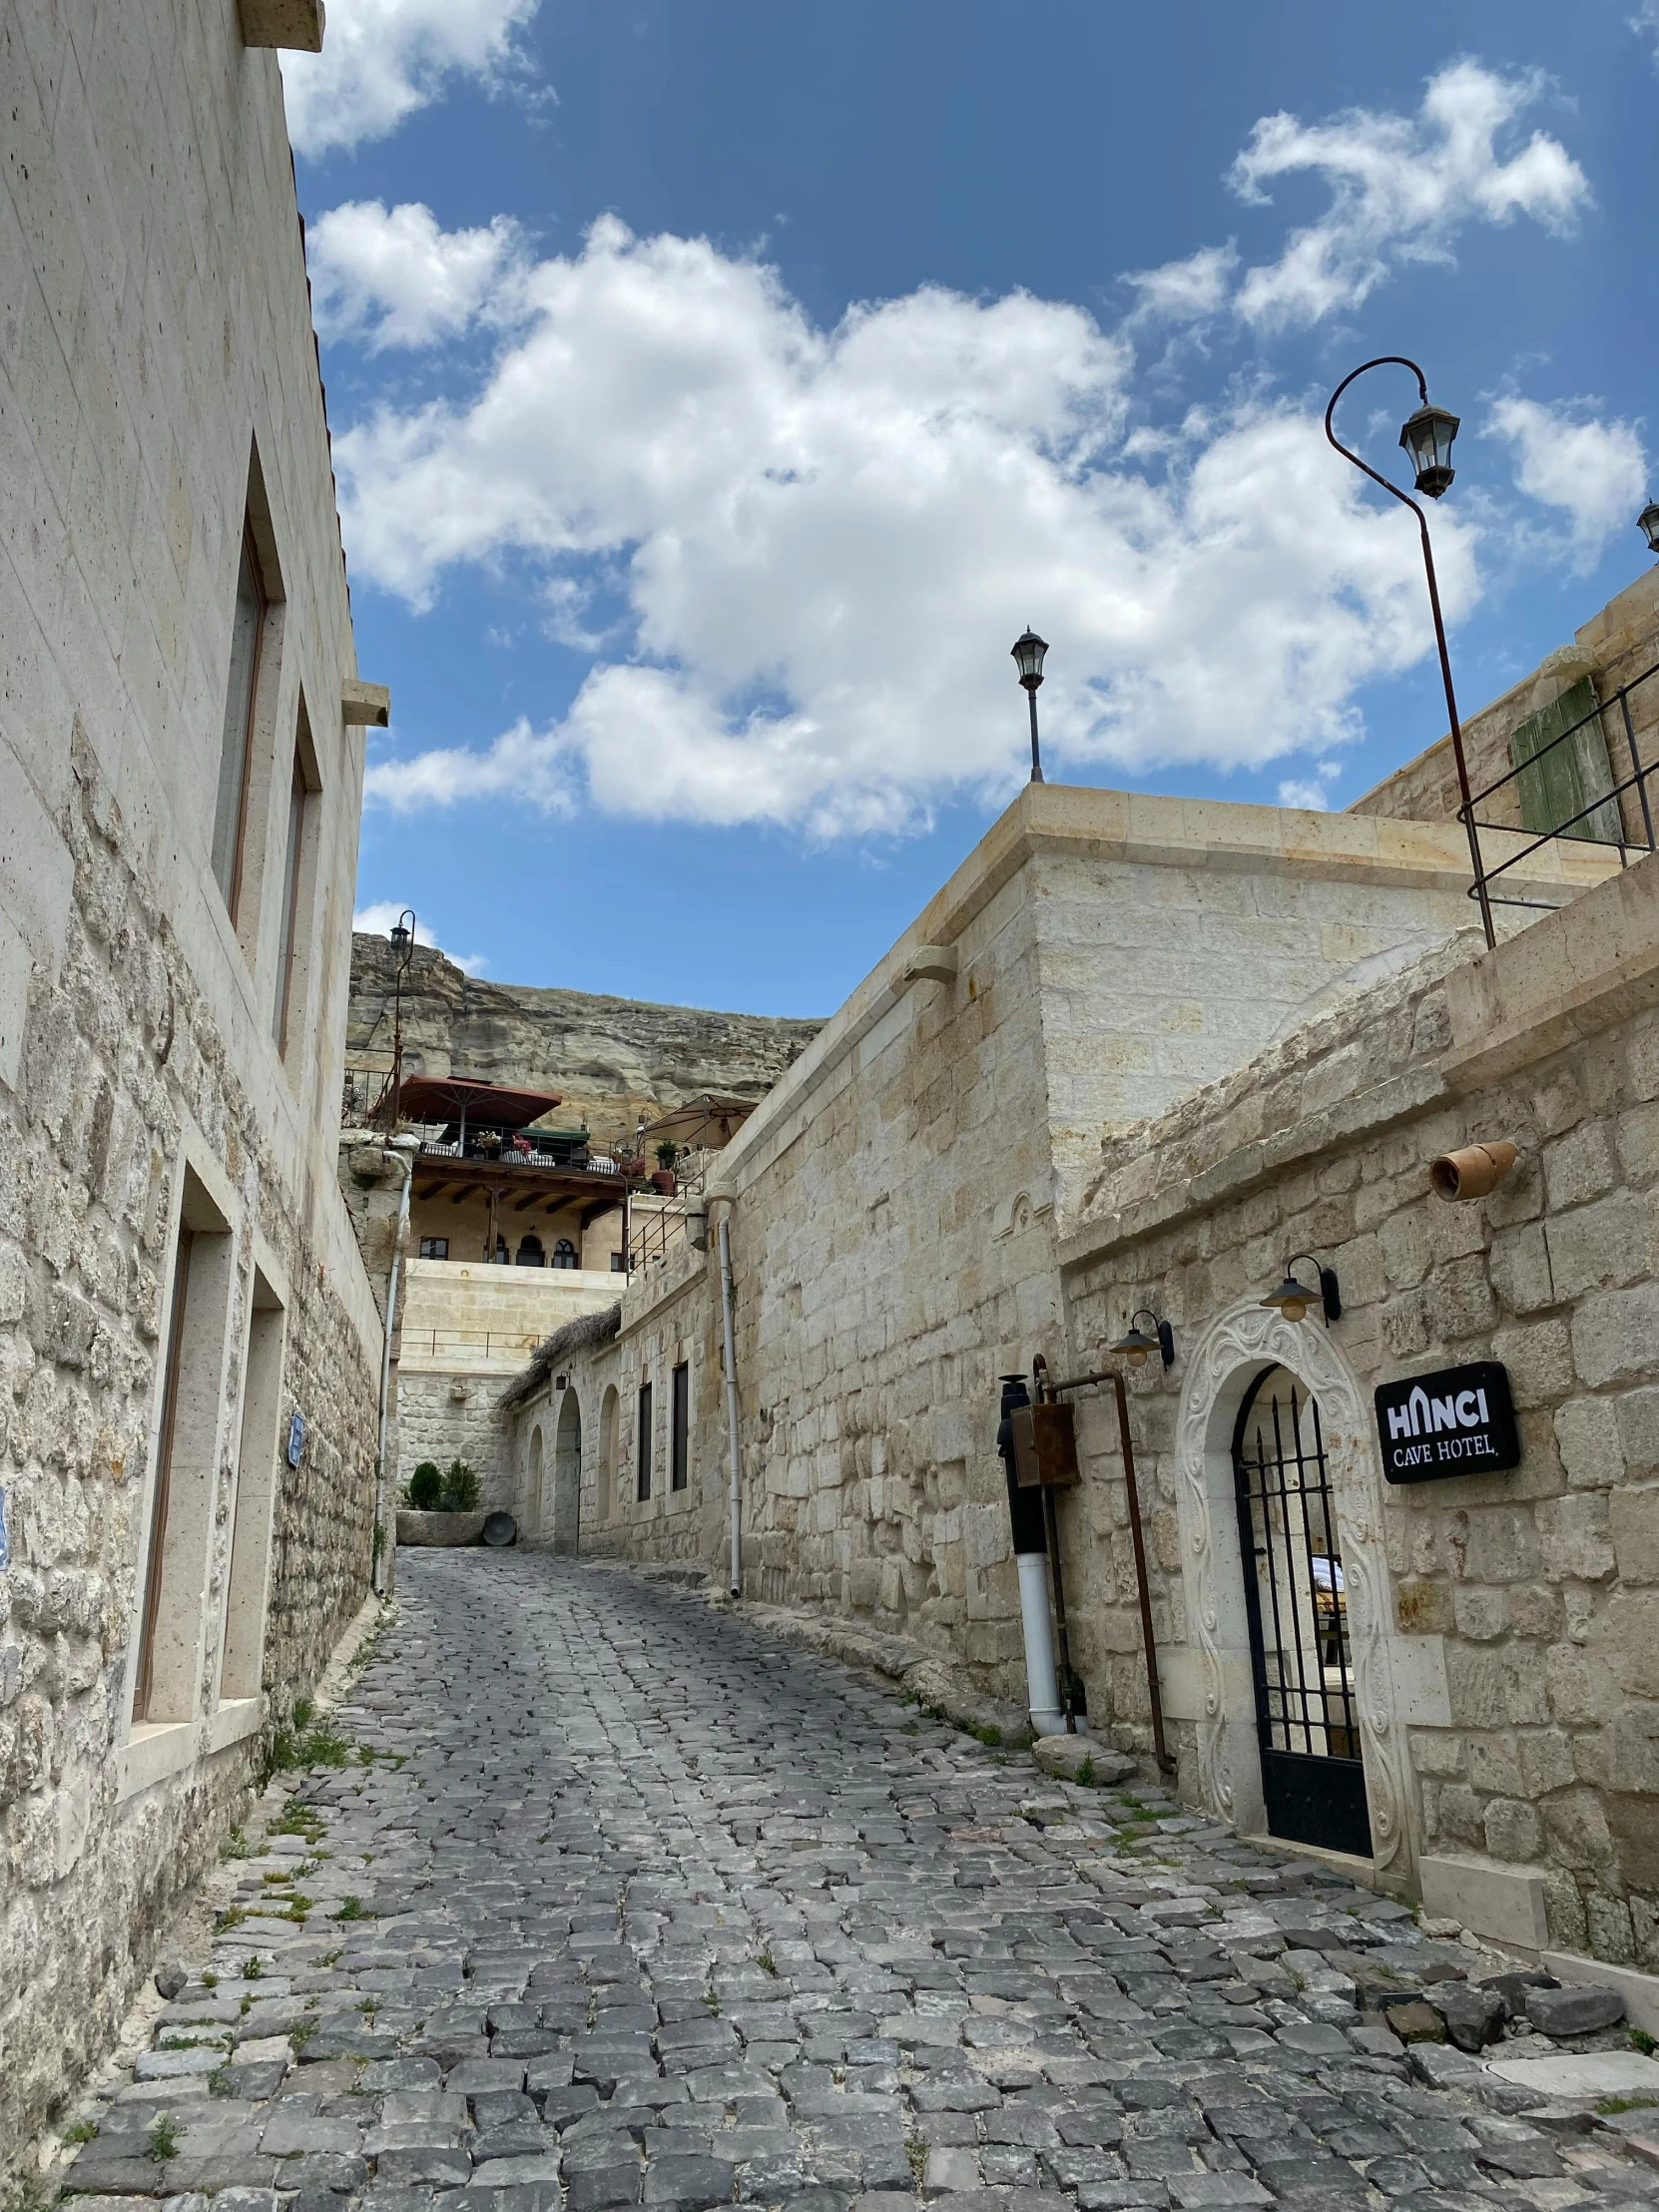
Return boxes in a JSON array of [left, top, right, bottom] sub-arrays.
[[120, 1699, 264, 1802]]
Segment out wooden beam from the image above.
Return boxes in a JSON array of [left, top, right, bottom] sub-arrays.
[[581, 1199, 623, 1231], [513, 1193, 540, 1212]]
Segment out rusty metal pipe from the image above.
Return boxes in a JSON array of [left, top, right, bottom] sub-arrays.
[[1111, 1372, 1175, 1776], [1042, 1362, 1174, 1775]]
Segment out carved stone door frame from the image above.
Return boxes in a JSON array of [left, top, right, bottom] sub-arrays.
[[1172, 1297, 1414, 1883]]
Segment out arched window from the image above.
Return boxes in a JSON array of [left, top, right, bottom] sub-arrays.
[[552, 1238, 578, 1269], [516, 1233, 544, 1267]]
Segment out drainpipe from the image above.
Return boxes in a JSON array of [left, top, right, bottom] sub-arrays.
[[997, 1375, 1065, 1736], [718, 1209, 744, 1597], [372, 1142, 413, 1597], [1110, 1370, 1175, 1776]]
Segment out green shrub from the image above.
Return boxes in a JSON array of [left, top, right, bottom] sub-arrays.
[[440, 1459, 479, 1511], [406, 1462, 442, 1509]]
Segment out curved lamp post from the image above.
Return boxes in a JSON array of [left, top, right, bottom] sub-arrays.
[[387, 906, 415, 1129], [1011, 627, 1048, 784], [1325, 358, 1494, 949]]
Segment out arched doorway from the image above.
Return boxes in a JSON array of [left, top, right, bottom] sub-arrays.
[[1232, 1366, 1371, 1858], [527, 1424, 545, 1535], [553, 1386, 582, 1554], [597, 1385, 619, 1521], [1174, 1299, 1412, 1880]]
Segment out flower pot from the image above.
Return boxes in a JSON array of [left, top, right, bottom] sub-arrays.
[[652, 1169, 677, 1195]]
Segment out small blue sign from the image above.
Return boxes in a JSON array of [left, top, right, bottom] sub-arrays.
[[286, 1412, 305, 1469], [0, 1484, 8, 1569]]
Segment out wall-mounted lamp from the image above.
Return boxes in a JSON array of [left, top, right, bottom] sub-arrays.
[[1262, 1253, 1342, 1327], [1109, 1310, 1175, 1368], [1640, 501, 1659, 560], [1429, 1139, 1518, 1203]]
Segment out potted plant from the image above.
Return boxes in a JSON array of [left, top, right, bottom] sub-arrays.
[[397, 1459, 489, 1546], [653, 1140, 678, 1195]]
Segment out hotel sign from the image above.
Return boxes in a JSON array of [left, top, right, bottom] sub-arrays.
[[1375, 1361, 1519, 1483]]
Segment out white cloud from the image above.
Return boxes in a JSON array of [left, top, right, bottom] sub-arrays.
[[1634, 2, 1659, 68], [337, 214, 1482, 835], [308, 201, 526, 348], [1278, 761, 1342, 812], [1131, 62, 1589, 333], [280, 0, 539, 157], [1487, 396, 1647, 556], [351, 900, 487, 973], [1124, 245, 1239, 325]]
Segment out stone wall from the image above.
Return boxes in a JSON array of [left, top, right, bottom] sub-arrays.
[[1060, 846, 1659, 1970], [503, 784, 1598, 1701], [1352, 567, 1659, 844], [0, 0, 383, 2163]]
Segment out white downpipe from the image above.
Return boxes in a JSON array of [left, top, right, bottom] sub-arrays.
[[718, 1211, 743, 1597], [372, 1145, 413, 1598], [1016, 1551, 1066, 1737]]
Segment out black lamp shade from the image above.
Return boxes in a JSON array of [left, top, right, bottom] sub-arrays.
[[1110, 1324, 1158, 1368], [1398, 402, 1459, 499], [1011, 628, 1049, 687], [1261, 1275, 1313, 1324], [390, 921, 411, 953], [1640, 502, 1659, 557]]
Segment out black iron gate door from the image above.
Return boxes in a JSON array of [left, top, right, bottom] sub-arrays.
[[1232, 1367, 1373, 1858]]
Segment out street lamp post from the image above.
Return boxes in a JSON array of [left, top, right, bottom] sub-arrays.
[[387, 908, 415, 1130], [1325, 358, 1494, 950], [1011, 627, 1049, 784]]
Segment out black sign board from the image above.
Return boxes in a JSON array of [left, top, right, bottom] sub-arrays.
[[1375, 1361, 1519, 1484]]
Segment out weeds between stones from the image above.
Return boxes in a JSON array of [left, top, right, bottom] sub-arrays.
[[146, 2114, 182, 2162], [332, 1895, 365, 1921]]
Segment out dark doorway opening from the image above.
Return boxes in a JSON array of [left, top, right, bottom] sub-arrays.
[[1233, 1365, 1372, 1859]]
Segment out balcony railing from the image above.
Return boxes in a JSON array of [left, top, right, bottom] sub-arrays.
[[1462, 659, 1659, 912]]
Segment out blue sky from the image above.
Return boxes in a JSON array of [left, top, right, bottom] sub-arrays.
[[286, 1, 1658, 1014]]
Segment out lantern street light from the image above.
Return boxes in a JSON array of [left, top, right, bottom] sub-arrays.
[[1108, 1310, 1176, 1369], [1326, 358, 1493, 950], [1640, 502, 1659, 560], [1011, 627, 1049, 784], [1261, 1252, 1342, 1328], [387, 907, 416, 1130]]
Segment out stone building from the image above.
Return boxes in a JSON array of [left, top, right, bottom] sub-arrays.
[[504, 566, 1659, 2010], [0, 0, 389, 2160]]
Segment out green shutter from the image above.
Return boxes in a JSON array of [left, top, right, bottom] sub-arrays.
[[1509, 677, 1621, 843]]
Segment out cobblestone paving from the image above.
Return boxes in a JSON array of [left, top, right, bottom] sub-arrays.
[[59, 1551, 1659, 2212]]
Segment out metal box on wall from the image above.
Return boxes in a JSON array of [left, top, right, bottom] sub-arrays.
[[1009, 1401, 1080, 1488]]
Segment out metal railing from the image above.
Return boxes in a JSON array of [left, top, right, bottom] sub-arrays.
[[1462, 660, 1659, 912], [627, 1146, 712, 1276], [403, 1328, 549, 1361], [415, 1134, 619, 1173]]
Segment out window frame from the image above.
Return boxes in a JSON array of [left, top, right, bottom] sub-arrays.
[[212, 520, 269, 922], [637, 1380, 653, 1502], [670, 1361, 690, 1491], [419, 1236, 449, 1260]]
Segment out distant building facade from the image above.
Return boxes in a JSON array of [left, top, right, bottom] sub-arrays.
[[0, 0, 387, 2159]]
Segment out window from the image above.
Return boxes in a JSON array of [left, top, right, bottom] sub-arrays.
[[671, 1361, 690, 1491], [272, 750, 307, 1050], [1511, 678, 1622, 843], [211, 524, 269, 917], [610, 1252, 626, 1273], [419, 1236, 448, 1260], [272, 704, 320, 1058], [552, 1238, 578, 1269], [133, 1171, 236, 1726], [516, 1234, 545, 1267], [637, 1381, 653, 1501], [219, 1275, 285, 1704]]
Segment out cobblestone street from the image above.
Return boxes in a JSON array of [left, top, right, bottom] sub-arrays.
[[54, 1551, 1659, 2212]]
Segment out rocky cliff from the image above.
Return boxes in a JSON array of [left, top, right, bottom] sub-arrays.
[[346, 936, 823, 1140]]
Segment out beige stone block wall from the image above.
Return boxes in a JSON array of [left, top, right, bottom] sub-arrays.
[[1352, 567, 1659, 843], [1063, 847, 1659, 1967], [0, 0, 383, 2162], [505, 782, 1584, 1709]]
